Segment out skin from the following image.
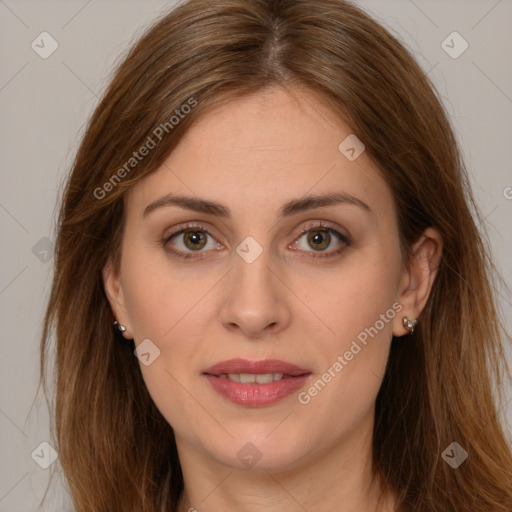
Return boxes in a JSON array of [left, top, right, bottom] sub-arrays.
[[103, 85, 442, 512]]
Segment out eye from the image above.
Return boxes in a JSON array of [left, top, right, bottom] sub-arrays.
[[162, 223, 222, 260], [162, 221, 350, 261], [289, 221, 350, 259]]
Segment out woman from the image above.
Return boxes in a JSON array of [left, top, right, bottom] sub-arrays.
[[40, 0, 512, 510]]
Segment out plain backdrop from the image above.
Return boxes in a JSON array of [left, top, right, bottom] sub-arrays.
[[1, 1, 511, 510]]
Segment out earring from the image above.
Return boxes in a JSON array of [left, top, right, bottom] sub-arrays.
[[113, 319, 129, 340], [113, 319, 126, 333], [402, 317, 417, 335]]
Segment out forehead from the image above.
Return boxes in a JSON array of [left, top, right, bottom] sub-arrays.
[[125, 85, 394, 224]]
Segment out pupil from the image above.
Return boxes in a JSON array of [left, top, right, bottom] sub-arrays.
[[308, 230, 329, 251], [185, 231, 206, 250]]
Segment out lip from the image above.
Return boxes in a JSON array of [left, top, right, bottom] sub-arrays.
[[202, 358, 312, 407], [203, 358, 311, 377]]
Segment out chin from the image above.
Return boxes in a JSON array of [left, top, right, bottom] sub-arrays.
[[204, 430, 313, 472]]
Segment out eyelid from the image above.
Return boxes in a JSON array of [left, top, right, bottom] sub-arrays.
[[294, 220, 350, 242], [162, 221, 217, 243]]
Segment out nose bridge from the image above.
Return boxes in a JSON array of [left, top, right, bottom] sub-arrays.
[[232, 239, 277, 311], [235, 245, 273, 297], [219, 236, 290, 337]]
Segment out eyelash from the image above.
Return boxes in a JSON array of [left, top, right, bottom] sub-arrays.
[[161, 221, 350, 261]]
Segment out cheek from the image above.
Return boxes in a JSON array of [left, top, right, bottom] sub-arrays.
[[119, 252, 210, 427], [296, 246, 401, 401], [300, 247, 401, 347], [122, 267, 173, 340], [121, 245, 209, 340], [293, 275, 399, 443]]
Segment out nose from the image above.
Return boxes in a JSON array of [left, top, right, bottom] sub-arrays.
[[218, 248, 292, 339]]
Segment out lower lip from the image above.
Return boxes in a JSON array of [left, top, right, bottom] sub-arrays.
[[203, 374, 311, 406]]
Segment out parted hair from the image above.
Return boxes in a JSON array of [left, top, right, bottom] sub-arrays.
[[40, 0, 512, 510]]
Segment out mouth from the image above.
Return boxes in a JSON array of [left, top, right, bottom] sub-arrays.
[[203, 357, 311, 377], [202, 358, 312, 407], [214, 372, 295, 383]]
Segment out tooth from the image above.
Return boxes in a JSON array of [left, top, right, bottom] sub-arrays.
[[239, 373, 256, 383], [225, 373, 287, 383], [255, 373, 274, 384]]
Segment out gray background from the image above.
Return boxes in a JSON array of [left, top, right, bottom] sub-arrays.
[[1, 1, 511, 510]]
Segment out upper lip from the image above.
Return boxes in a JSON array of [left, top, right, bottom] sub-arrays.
[[203, 358, 311, 377]]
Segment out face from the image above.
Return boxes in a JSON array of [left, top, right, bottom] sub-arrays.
[[104, 85, 420, 473]]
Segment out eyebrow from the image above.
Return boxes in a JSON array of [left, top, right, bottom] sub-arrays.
[[142, 192, 372, 219]]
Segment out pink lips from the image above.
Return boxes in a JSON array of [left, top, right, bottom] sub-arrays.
[[202, 358, 312, 407], [203, 358, 311, 376]]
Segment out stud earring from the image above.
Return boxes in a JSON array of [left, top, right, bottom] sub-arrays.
[[113, 319, 127, 333], [113, 319, 134, 343], [112, 319, 133, 343], [402, 317, 418, 335]]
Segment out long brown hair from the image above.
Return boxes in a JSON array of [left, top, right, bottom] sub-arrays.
[[40, 0, 512, 510]]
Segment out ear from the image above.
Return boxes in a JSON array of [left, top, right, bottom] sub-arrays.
[[392, 227, 443, 336], [102, 258, 133, 339]]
